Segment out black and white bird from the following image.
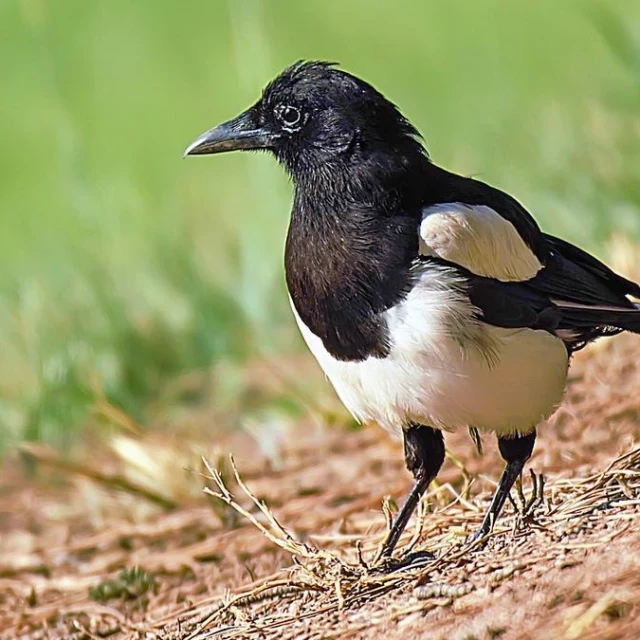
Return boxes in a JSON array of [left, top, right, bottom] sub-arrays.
[[185, 61, 640, 563]]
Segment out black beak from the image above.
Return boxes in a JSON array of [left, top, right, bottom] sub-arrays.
[[183, 109, 277, 157]]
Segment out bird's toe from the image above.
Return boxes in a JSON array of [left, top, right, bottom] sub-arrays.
[[466, 528, 490, 548], [375, 549, 435, 573]]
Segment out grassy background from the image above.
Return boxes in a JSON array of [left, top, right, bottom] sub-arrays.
[[1, 0, 640, 452]]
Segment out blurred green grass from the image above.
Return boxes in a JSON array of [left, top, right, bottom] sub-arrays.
[[1, 0, 640, 451]]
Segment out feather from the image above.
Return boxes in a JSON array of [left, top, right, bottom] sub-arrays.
[[420, 203, 543, 282]]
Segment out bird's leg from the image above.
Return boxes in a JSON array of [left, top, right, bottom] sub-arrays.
[[379, 425, 444, 561], [470, 430, 536, 543]]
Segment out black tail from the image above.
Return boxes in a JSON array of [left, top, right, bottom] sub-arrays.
[[536, 234, 640, 351], [558, 304, 640, 333], [554, 304, 640, 352], [544, 234, 640, 300]]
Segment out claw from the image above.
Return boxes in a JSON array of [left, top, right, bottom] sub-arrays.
[[465, 528, 490, 548]]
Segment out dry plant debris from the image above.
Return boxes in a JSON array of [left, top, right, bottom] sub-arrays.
[[1, 333, 640, 640]]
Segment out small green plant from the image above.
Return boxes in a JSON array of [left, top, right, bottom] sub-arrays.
[[89, 566, 157, 602]]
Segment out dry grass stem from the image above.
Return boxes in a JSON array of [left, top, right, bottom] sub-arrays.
[[3, 334, 640, 638]]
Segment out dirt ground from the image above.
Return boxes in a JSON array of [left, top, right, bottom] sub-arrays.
[[2, 333, 640, 640]]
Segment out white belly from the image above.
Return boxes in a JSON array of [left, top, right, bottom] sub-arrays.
[[290, 267, 569, 437]]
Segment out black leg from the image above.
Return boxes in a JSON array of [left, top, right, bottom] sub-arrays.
[[471, 430, 536, 542], [380, 425, 444, 558]]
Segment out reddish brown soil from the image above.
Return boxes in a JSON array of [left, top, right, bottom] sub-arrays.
[[2, 334, 640, 640]]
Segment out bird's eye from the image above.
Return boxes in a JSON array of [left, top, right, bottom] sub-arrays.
[[276, 105, 303, 129]]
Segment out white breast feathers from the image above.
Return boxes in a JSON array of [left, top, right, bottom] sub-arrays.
[[291, 264, 568, 438]]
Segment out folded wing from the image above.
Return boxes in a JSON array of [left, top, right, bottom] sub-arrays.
[[461, 239, 640, 353], [418, 200, 640, 352]]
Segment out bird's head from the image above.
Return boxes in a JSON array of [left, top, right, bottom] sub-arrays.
[[184, 61, 428, 180]]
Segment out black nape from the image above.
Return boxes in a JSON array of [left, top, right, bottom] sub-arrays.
[[379, 425, 445, 559]]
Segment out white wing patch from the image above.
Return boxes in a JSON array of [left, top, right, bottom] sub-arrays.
[[419, 203, 543, 282]]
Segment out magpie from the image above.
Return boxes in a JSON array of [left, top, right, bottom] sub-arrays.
[[185, 61, 640, 562]]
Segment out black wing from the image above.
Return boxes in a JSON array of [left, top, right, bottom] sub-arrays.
[[543, 233, 640, 302], [442, 235, 640, 353], [423, 167, 640, 351]]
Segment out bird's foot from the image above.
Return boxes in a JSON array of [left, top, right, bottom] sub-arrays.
[[374, 549, 435, 574], [465, 527, 491, 549]]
